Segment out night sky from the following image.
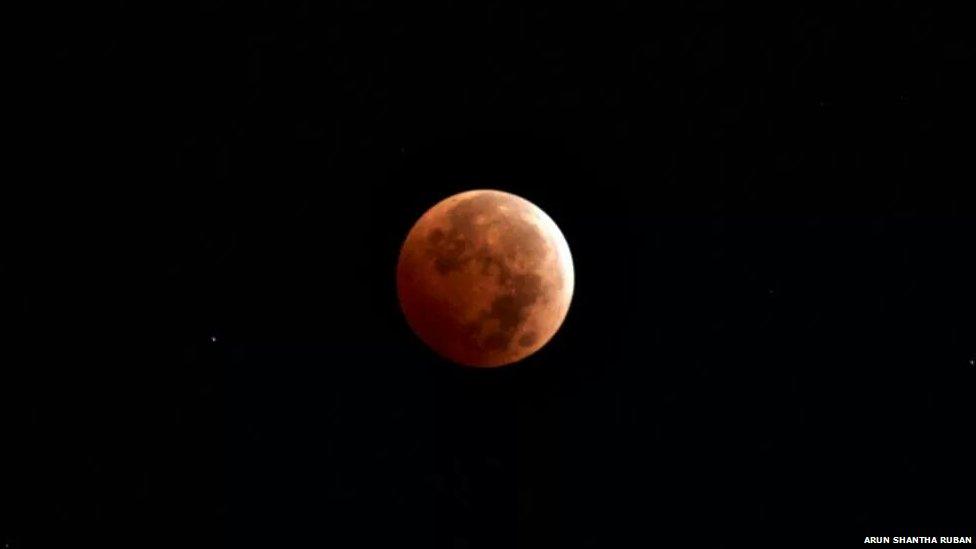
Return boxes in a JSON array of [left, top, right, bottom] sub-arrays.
[[7, 2, 975, 548]]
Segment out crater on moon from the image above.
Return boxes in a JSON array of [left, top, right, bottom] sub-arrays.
[[397, 189, 574, 367]]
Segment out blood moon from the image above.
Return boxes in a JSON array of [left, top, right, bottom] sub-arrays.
[[397, 189, 574, 367]]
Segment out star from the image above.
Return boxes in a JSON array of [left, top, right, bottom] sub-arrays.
[[209, 336, 218, 343]]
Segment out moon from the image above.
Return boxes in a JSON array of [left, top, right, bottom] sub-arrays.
[[397, 190, 574, 367]]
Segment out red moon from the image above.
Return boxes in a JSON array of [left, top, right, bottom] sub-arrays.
[[397, 190, 575, 367]]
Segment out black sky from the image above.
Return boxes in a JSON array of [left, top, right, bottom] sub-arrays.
[[6, 2, 975, 548]]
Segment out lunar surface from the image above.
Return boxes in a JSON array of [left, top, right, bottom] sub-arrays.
[[397, 189, 574, 367]]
